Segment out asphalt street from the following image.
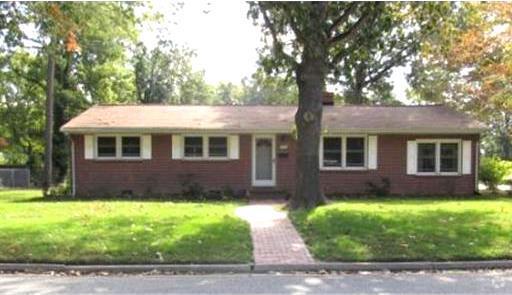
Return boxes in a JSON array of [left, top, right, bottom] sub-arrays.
[[0, 270, 511, 294]]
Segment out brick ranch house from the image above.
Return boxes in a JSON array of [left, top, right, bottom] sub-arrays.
[[61, 98, 484, 197]]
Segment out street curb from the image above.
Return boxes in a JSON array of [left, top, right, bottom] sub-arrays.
[[0, 263, 252, 274], [253, 260, 512, 273], [1, 260, 512, 274], [0, 263, 67, 273]]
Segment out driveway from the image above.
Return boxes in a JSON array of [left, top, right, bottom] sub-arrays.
[[1, 271, 511, 294]]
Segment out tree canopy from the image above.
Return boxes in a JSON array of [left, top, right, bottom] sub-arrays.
[[408, 2, 512, 159], [249, 2, 450, 208], [0, 2, 140, 185]]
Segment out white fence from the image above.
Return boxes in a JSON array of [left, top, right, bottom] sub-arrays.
[[0, 167, 30, 188]]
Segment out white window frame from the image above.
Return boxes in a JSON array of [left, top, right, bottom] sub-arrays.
[[95, 135, 143, 160], [207, 136, 229, 159], [121, 136, 142, 159], [416, 139, 461, 176], [182, 134, 229, 160], [320, 134, 368, 170], [183, 135, 206, 159], [95, 135, 118, 159], [320, 136, 343, 170]]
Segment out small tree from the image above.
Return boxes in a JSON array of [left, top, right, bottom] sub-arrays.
[[480, 157, 510, 192]]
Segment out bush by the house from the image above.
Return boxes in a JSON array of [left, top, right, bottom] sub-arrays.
[[179, 174, 244, 200], [45, 180, 72, 198], [480, 157, 511, 191], [366, 177, 391, 197]]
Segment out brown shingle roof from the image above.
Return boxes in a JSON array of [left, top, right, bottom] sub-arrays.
[[61, 105, 485, 134]]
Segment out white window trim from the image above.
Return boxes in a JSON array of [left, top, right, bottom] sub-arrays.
[[320, 134, 368, 170], [121, 136, 143, 159], [95, 134, 143, 160], [416, 139, 462, 176], [207, 136, 230, 159], [182, 134, 230, 160]]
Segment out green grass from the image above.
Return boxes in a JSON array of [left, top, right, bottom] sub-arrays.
[[291, 198, 512, 262], [0, 190, 252, 264]]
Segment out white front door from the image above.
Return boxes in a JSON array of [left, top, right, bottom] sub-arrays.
[[252, 135, 276, 187]]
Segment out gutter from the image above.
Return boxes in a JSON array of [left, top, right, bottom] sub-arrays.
[[60, 127, 486, 135], [1, 260, 512, 274]]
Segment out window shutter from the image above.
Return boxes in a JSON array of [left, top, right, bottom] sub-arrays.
[[462, 140, 472, 175], [368, 136, 378, 169], [141, 135, 152, 159], [228, 135, 239, 159], [84, 135, 94, 159], [171, 135, 183, 159], [407, 140, 417, 175]]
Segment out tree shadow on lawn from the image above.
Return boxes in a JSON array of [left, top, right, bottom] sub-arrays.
[[0, 214, 252, 264], [293, 208, 512, 262], [12, 195, 246, 204], [328, 196, 512, 206]]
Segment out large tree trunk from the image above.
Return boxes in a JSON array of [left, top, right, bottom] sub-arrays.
[[52, 51, 73, 185], [289, 3, 328, 210], [344, 85, 364, 105], [42, 53, 55, 194], [345, 63, 366, 104]]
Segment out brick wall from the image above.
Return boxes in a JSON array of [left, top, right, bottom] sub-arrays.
[[72, 133, 479, 196], [275, 134, 479, 195], [73, 134, 252, 196]]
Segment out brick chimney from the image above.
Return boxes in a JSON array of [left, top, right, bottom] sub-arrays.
[[322, 91, 334, 106]]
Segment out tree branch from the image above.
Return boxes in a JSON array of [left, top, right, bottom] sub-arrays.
[[258, 2, 298, 68], [364, 46, 411, 85], [283, 5, 303, 43], [327, 2, 359, 36], [259, 3, 281, 50], [329, 2, 382, 45]]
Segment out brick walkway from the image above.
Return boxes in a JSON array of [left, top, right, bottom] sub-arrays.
[[236, 202, 315, 265]]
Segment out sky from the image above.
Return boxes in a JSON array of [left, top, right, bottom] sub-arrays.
[[139, 1, 410, 103]]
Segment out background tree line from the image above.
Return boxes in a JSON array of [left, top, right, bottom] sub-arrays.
[[0, 2, 297, 188], [0, 2, 509, 198]]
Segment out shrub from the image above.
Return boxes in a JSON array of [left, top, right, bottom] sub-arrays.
[[46, 181, 71, 198], [221, 185, 235, 199], [480, 157, 511, 192], [365, 177, 391, 197], [181, 179, 205, 200]]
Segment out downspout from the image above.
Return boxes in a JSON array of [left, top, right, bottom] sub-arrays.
[[71, 137, 76, 197], [475, 140, 480, 194]]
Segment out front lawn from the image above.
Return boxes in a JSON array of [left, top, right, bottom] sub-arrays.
[[0, 190, 252, 264], [291, 198, 512, 262]]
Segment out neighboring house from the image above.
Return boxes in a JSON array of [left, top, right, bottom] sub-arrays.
[[61, 96, 484, 197]]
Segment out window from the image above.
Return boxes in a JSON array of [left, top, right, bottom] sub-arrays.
[[208, 137, 228, 158], [122, 137, 140, 158], [321, 136, 366, 169], [346, 137, 365, 167], [417, 143, 436, 173], [97, 137, 116, 158], [96, 135, 144, 159], [416, 141, 460, 174], [184, 136, 203, 158], [440, 143, 459, 172], [323, 137, 342, 167]]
